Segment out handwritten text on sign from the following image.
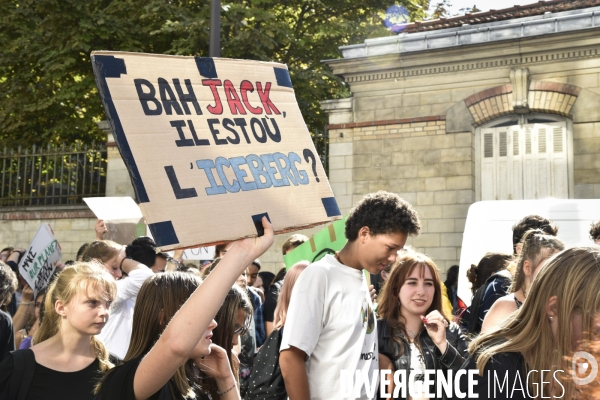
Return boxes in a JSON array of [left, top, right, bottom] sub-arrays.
[[19, 224, 61, 296]]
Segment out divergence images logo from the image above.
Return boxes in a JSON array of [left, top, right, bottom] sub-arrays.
[[572, 351, 599, 386]]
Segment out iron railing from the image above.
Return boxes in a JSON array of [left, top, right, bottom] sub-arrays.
[[0, 143, 107, 207]]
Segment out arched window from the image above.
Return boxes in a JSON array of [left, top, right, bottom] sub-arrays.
[[476, 114, 573, 200]]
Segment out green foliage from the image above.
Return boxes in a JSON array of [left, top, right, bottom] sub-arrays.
[[0, 0, 428, 148]]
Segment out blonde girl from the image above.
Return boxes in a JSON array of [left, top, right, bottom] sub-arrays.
[[0, 262, 116, 399], [459, 247, 600, 399], [481, 229, 564, 333]]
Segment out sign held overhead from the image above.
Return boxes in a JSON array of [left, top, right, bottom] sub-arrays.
[[91, 52, 340, 250]]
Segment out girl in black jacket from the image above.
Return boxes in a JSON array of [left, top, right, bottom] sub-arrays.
[[377, 251, 469, 399]]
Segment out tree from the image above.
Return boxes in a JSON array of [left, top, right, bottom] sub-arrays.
[[0, 0, 428, 149], [430, 0, 452, 19], [458, 5, 482, 14]]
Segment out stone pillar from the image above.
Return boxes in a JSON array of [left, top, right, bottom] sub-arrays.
[[97, 121, 135, 198]]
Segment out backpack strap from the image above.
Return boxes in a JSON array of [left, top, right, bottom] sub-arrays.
[[9, 349, 35, 400]]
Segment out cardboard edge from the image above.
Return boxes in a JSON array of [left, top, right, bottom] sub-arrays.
[[156, 217, 342, 252], [90, 54, 150, 204]]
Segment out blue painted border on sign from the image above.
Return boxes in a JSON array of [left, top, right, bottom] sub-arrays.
[[148, 221, 180, 247], [273, 67, 293, 88], [195, 57, 218, 78], [91, 55, 150, 203], [321, 197, 341, 217]]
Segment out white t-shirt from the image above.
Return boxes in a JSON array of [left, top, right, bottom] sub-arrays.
[[280, 255, 378, 400], [98, 267, 153, 359]]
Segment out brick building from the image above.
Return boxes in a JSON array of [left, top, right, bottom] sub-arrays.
[[322, 0, 600, 270]]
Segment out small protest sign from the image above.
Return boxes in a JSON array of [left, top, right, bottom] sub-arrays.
[[283, 217, 347, 269], [84, 196, 144, 245], [19, 224, 62, 296], [91, 52, 341, 251]]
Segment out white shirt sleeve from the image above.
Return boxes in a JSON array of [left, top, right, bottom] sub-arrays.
[[114, 267, 153, 306], [280, 266, 325, 358]]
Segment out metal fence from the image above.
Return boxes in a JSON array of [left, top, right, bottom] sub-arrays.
[[0, 143, 107, 207]]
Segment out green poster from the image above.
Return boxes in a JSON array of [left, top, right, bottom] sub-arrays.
[[283, 216, 347, 269]]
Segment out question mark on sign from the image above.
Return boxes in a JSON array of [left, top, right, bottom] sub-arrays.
[[303, 149, 320, 183]]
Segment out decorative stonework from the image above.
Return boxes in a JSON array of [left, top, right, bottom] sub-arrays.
[[510, 68, 530, 113], [342, 48, 600, 84], [464, 82, 581, 125]]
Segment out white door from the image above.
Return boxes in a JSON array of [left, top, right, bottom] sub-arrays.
[[481, 122, 568, 200]]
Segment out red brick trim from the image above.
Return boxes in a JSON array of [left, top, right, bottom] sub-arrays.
[[529, 81, 581, 96], [465, 85, 512, 107], [0, 209, 95, 220], [107, 141, 117, 147], [328, 115, 445, 130]]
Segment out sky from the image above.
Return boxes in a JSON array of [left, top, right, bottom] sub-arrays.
[[444, 0, 542, 15]]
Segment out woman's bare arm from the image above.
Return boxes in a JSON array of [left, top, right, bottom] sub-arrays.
[[133, 218, 274, 400]]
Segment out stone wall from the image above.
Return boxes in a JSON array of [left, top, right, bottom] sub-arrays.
[[328, 117, 473, 271], [0, 206, 97, 262]]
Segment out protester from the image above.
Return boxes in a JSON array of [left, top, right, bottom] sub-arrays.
[[444, 265, 459, 314], [511, 215, 558, 255], [82, 239, 153, 359], [0, 262, 116, 399], [246, 259, 261, 287], [263, 235, 308, 338], [258, 271, 275, 292], [0, 247, 13, 262], [126, 236, 169, 273], [94, 217, 273, 400], [481, 230, 563, 333], [15, 287, 46, 350], [377, 252, 468, 399], [590, 220, 600, 245], [460, 252, 513, 335], [0, 261, 18, 360], [197, 284, 253, 400], [281, 234, 308, 256], [248, 260, 309, 400], [4, 248, 25, 316], [280, 191, 421, 399], [11, 282, 35, 347], [459, 247, 600, 399]]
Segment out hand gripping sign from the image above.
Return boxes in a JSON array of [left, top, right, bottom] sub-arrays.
[[91, 52, 341, 250], [19, 224, 62, 297]]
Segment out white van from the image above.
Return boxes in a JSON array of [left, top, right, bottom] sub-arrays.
[[458, 199, 600, 306]]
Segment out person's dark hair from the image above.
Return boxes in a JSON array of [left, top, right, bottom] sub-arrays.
[[445, 265, 460, 288], [1, 247, 13, 254], [201, 257, 222, 280], [197, 284, 252, 398], [215, 243, 230, 258], [590, 221, 600, 242], [273, 267, 286, 283], [0, 261, 18, 307], [126, 237, 158, 268], [251, 259, 261, 271], [258, 271, 275, 291], [345, 191, 421, 241], [512, 215, 558, 254], [76, 243, 90, 261], [467, 252, 513, 295]]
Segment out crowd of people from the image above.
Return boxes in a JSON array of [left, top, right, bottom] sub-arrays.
[[0, 191, 600, 399]]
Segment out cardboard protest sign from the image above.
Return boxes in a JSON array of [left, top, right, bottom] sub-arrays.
[[283, 217, 347, 269], [19, 224, 62, 296], [91, 52, 341, 250], [84, 197, 144, 245]]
